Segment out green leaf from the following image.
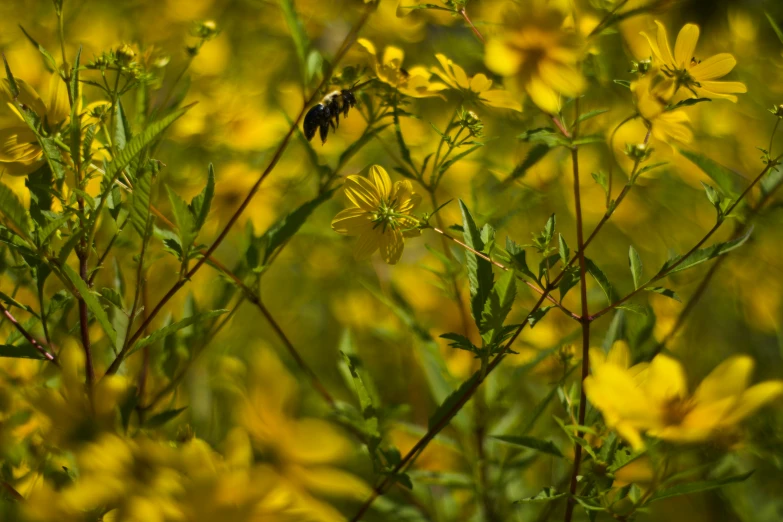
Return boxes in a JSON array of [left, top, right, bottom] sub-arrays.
[[130, 169, 152, 237], [558, 234, 570, 265], [646, 286, 681, 302], [0, 181, 32, 238], [527, 305, 554, 328], [558, 266, 580, 301], [0, 344, 46, 360], [19, 25, 58, 72], [38, 136, 68, 182], [505, 144, 549, 184], [189, 164, 215, 232], [440, 332, 477, 353], [114, 100, 132, 151], [2, 54, 20, 98], [459, 200, 494, 328], [279, 0, 311, 84], [340, 351, 380, 438], [613, 79, 631, 89], [505, 238, 537, 282], [480, 270, 516, 345], [37, 214, 71, 246], [585, 257, 617, 302], [339, 124, 391, 168], [629, 245, 642, 289], [544, 213, 556, 244], [515, 487, 567, 504], [145, 407, 188, 428], [428, 372, 479, 431], [659, 227, 753, 275], [666, 98, 711, 111], [635, 161, 668, 178], [591, 171, 609, 196], [260, 188, 336, 264], [648, 471, 754, 503], [492, 435, 563, 457], [129, 310, 227, 356], [575, 108, 609, 125], [678, 149, 741, 198], [104, 104, 192, 186], [766, 12, 783, 45], [63, 263, 117, 345], [438, 143, 484, 178], [167, 187, 196, 253]]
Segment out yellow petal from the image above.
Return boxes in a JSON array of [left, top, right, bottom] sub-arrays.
[[357, 38, 377, 59], [380, 226, 404, 264], [525, 75, 560, 115], [607, 341, 631, 369], [449, 60, 470, 89], [0, 126, 40, 162], [538, 60, 585, 97], [353, 230, 380, 260], [689, 53, 736, 80], [369, 165, 392, 200], [46, 73, 70, 126], [479, 90, 522, 112], [391, 180, 417, 212], [654, 20, 676, 67], [382, 46, 405, 69], [282, 418, 352, 464], [722, 381, 783, 425], [331, 208, 372, 236], [644, 355, 688, 403], [470, 73, 493, 93], [343, 175, 380, 211], [291, 466, 371, 499], [693, 355, 753, 405], [674, 23, 700, 69], [589, 347, 607, 370], [640, 31, 666, 65], [485, 40, 521, 77]]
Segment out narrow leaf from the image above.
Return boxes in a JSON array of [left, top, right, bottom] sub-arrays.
[[459, 200, 494, 328], [129, 309, 227, 355], [0, 344, 46, 360], [0, 181, 32, 237], [492, 435, 563, 457], [261, 188, 336, 263], [629, 245, 642, 289], [505, 144, 549, 184], [145, 407, 188, 428], [63, 263, 117, 344], [678, 149, 741, 198], [659, 227, 753, 275], [648, 471, 754, 503]]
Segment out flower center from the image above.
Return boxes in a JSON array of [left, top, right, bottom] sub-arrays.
[[662, 397, 695, 426]]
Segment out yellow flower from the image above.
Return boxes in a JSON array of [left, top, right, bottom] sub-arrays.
[[432, 54, 522, 112], [239, 348, 369, 522], [0, 74, 69, 176], [484, 2, 585, 114], [331, 165, 421, 265], [585, 342, 783, 450], [357, 39, 447, 99], [631, 71, 693, 144], [641, 20, 747, 102]]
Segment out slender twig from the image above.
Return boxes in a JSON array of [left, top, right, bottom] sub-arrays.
[[349, 290, 551, 521], [104, 8, 373, 376], [564, 99, 589, 522], [460, 9, 485, 43], [0, 303, 58, 365]]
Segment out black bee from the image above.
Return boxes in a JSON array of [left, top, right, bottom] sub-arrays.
[[303, 88, 358, 144]]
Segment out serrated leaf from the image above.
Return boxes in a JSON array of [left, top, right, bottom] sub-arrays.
[[167, 186, 196, 252], [114, 100, 132, 150], [558, 266, 580, 301], [189, 164, 215, 231], [0, 344, 46, 360], [515, 487, 566, 503], [145, 407, 188, 428], [440, 332, 477, 353], [558, 234, 570, 265], [629, 245, 642, 289], [428, 371, 479, 431], [0, 181, 32, 237], [340, 351, 379, 437], [544, 214, 556, 244], [527, 305, 554, 328], [659, 227, 753, 275], [130, 169, 152, 237], [678, 149, 741, 199], [459, 200, 494, 328], [38, 136, 68, 182], [37, 214, 71, 245], [492, 435, 563, 457], [648, 471, 754, 503], [505, 238, 537, 282], [2, 54, 19, 97], [480, 270, 516, 345], [259, 188, 336, 264], [505, 144, 549, 184], [129, 309, 227, 356], [646, 287, 681, 301], [585, 257, 617, 302], [63, 263, 117, 345]]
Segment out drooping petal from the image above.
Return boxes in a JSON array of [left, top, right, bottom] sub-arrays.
[[470, 73, 493, 93], [450, 60, 470, 89], [525, 75, 560, 115], [331, 207, 373, 236], [485, 40, 522, 77], [644, 355, 688, 403], [379, 226, 404, 264], [538, 59, 585, 97], [480, 89, 522, 112], [369, 165, 392, 200], [343, 175, 381, 211], [674, 23, 700, 69], [282, 419, 352, 464], [695, 81, 747, 103], [721, 381, 783, 425], [640, 31, 666, 65], [357, 38, 378, 59], [382, 46, 405, 69], [688, 53, 736, 80], [693, 355, 753, 405], [353, 230, 381, 260]]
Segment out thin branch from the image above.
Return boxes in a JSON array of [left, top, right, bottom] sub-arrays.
[[459, 9, 485, 44], [0, 303, 58, 365]]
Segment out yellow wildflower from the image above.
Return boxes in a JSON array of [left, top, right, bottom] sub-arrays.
[[631, 70, 693, 144], [0, 74, 69, 176], [585, 342, 783, 450], [357, 39, 447, 98], [484, 2, 585, 114], [432, 54, 522, 111], [641, 20, 747, 102], [331, 165, 421, 265]]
